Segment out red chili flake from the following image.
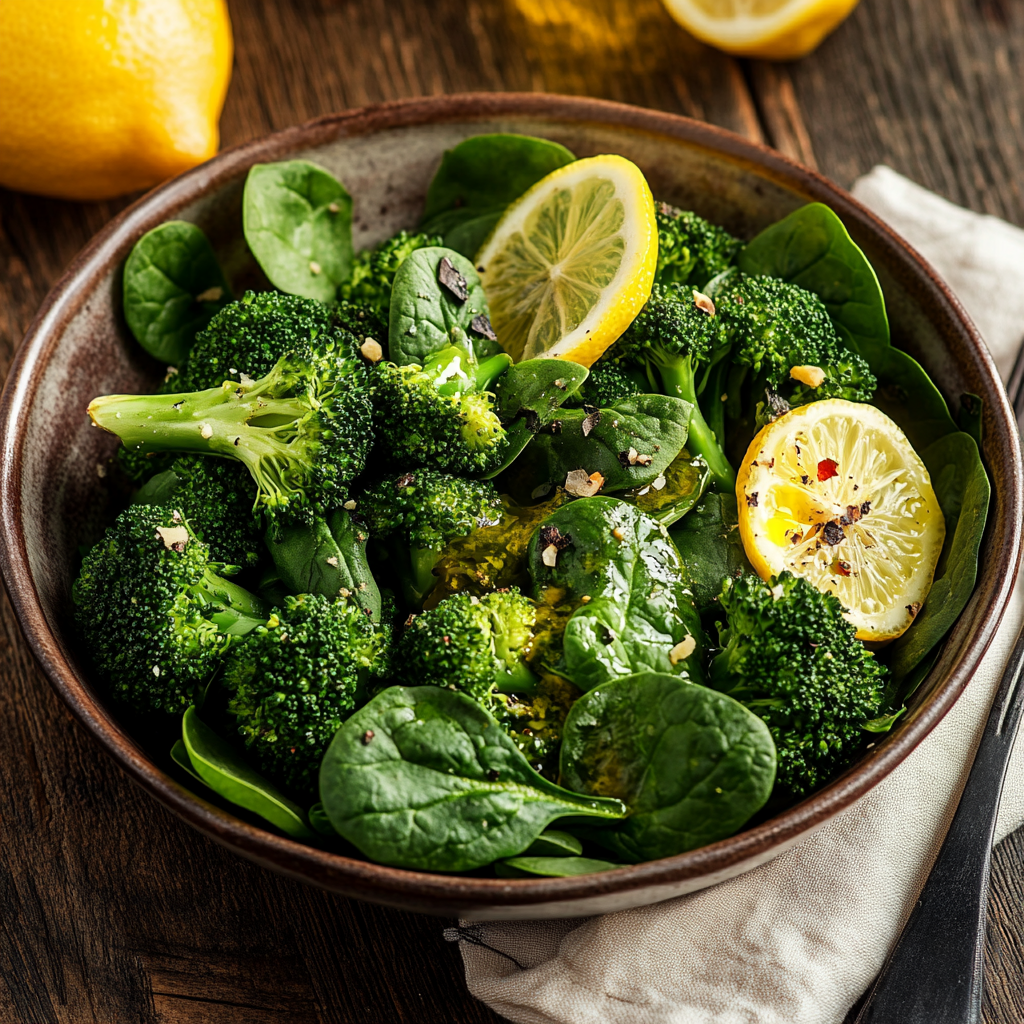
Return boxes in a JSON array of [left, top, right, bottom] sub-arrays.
[[834, 560, 852, 577], [487, 769, 501, 781], [817, 458, 839, 482], [442, 635, 451, 645], [362, 730, 375, 745]]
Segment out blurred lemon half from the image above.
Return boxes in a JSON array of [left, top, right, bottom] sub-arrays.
[[660, 0, 860, 60], [476, 155, 657, 366], [736, 399, 945, 642], [0, 0, 233, 201]]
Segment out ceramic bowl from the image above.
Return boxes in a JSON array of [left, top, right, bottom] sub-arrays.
[[2, 94, 1020, 920]]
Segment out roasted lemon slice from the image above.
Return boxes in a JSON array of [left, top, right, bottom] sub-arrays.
[[660, 0, 860, 61], [736, 399, 945, 642], [475, 155, 657, 366]]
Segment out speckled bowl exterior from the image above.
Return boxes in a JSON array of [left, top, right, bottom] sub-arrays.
[[1, 94, 1020, 920]]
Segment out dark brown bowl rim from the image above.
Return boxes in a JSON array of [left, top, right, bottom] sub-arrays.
[[1, 92, 1020, 912]]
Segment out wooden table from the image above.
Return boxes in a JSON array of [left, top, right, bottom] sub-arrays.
[[2, 0, 1024, 1020]]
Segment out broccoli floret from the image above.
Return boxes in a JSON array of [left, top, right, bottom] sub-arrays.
[[708, 571, 887, 798], [358, 468, 502, 604], [134, 456, 263, 569], [709, 269, 877, 407], [370, 345, 510, 475], [654, 203, 741, 287], [89, 338, 374, 524], [339, 230, 444, 313], [396, 590, 538, 703], [73, 505, 265, 714], [333, 299, 388, 353], [606, 283, 734, 489], [179, 290, 367, 391], [564, 363, 645, 408], [223, 593, 391, 796]]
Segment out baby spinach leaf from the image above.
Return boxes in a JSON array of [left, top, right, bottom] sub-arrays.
[[420, 134, 576, 258], [737, 203, 890, 356], [958, 392, 984, 448], [318, 685, 625, 871], [123, 221, 231, 365], [617, 450, 709, 527], [529, 497, 705, 691], [889, 431, 990, 684], [560, 672, 776, 862], [181, 707, 314, 840], [389, 246, 499, 365], [265, 510, 382, 621], [495, 855, 619, 878], [669, 492, 754, 613], [242, 160, 353, 304], [522, 829, 583, 857], [308, 801, 339, 836], [520, 395, 693, 493], [487, 358, 590, 478]]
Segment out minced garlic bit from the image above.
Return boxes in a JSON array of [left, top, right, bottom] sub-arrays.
[[651, 474, 667, 490], [693, 290, 716, 316], [328, 202, 340, 214], [152, 665, 161, 677], [343, 499, 357, 510], [155, 525, 190, 552], [611, 527, 625, 542], [326, 556, 339, 567], [565, 469, 604, 497], [195, 285, 224, 303], [309, 260, 322, 275], [96, 463, 107, 479], [790, 365, 826, 388], [669, 635, 696, 664], [360, 338, 384, 363], [199, 423, 213, 439], [541, 543, 559, 567]]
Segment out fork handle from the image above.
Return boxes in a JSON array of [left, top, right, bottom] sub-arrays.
[[855, 621, 1024, 1024]]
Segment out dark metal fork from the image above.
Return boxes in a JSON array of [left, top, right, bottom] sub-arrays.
[[854, 347, 1024, 1024]]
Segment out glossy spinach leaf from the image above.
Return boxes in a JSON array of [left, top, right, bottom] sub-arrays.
[[495, 856, 619, 878], [265, 510, 382, 620], [181, 706, 314, 839], [519, 395, 693, 493], [669, 492, 754, 613], [889, 431, 990, 684], [561, 671, 776, 862], [242, 160, 353, 303], [420, 134, 576, 257], [389, 246, 499, 365], [522, 829, 583, 857], [487, 358, 590, 478], [617, 450, 709, 527], [528, 497, 705, 690], [123, 221, 231, 364], [737, 202, 890, 356], [318, 685, 625, 871], [308, 802, 339, 836]]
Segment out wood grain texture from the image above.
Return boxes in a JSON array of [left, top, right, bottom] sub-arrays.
[[0, 0, 1021, 1020]]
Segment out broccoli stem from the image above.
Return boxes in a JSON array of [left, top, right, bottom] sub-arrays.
[[654, 356, 736, 492], [493, 661, 538, 695], [474, 353, 513, 391]]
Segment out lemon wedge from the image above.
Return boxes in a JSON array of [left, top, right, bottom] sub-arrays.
[[660, 0, 860, 61], [736, 399, 945, 642], [475, 155, 657, 366]]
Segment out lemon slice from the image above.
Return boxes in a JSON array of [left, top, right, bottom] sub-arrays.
[[660, 0, 860, 61], [736, 399, 945, 642], [475, 155, 657, 367]]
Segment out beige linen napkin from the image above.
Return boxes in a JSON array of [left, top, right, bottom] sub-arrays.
[[456, 166, 1024, 1024]]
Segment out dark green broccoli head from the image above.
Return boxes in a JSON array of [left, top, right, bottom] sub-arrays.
[[565, 363, 645, 408], [134, 456, 262, 569], [654, 203, 741, 288], [73, 505, 264, 714], [708, 571, 887, 798], [370, 346, 508, 475], [223, 593, 392, 796], [710, 269, 876, 401], [358, 468, 502, 552], [332, 299, 388, 352], [397, 589, 538, 703], [180, 290, 366, 390], [340, 230, 444, 312]]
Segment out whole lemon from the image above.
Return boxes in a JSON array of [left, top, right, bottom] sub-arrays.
[[0, 0, 233, 201]]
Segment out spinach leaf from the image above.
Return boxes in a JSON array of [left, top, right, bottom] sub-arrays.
[[617, 450, 709, 527], [520, 395, 693, 493], [496, 856, 619, 878], [265, 510, 381, 620], [737, 202, 890, 356], [420, 134, 576, 258], [389, 246, 499, 365], [529, 497, 705, 690], [123, 221, 231, 365], [889, 431, 990, 684], [487, 358, 590, 478], [318, 685, 625, 871], [242, 160, 353, 303], [181, 706, 314, 839], [669, 492, 754, 613], [522, 829, 583, 857], [561, 672, 776, 862], [308, 801, 339, 836]]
